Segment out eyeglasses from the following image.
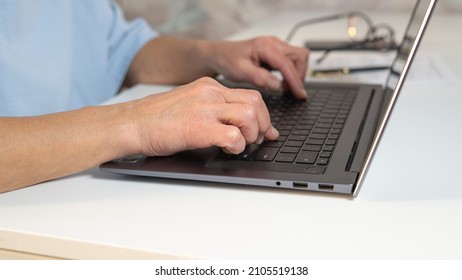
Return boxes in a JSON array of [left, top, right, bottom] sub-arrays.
[[286, 11, 397, 65]]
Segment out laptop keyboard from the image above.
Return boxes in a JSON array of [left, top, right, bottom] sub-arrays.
[[215, 88, 356, 174]]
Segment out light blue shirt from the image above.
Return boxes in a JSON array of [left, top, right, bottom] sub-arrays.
[[0, 0, 158, 116]]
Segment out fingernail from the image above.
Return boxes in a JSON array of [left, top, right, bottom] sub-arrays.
[[302, 89, 308, 98]]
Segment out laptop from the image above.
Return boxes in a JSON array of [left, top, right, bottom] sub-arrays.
[[100, 0, 437, 197]]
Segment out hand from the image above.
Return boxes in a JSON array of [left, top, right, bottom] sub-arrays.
[[208, 36, 310, 99], [129, 77, 279, 156]]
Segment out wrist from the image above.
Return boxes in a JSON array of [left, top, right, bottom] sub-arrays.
[[195, 39, 222, 77], [91, 101, 141, 162]]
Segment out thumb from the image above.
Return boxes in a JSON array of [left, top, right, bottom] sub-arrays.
[[211, 125, 247, 154]]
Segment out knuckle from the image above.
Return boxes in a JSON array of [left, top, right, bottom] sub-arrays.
[[195, 76, 215, 84], [192, 77, 223, 99], [247, 90, 263, 105], [252, 36, 274, 49], [262, 35, 280, 44], [194, 77, 219, 91]]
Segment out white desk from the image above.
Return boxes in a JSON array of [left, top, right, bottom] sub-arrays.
[[1, 10, 462, 260]]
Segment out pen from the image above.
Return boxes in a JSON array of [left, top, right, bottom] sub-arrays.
[[311, 65, 390, 76]]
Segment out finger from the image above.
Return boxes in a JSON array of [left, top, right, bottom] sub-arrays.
[[220, 88, 279, 140], [288, 47, 310, 81], [217, 103, 259, 144], [258, 46, 308, 99], [271, 37, 309, 81], [193, 81, 278, 143], [241, 62, 284, 93], [216, 102, 278, 143]]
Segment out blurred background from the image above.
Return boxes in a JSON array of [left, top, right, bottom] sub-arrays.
[[116, 0, 461, 39]]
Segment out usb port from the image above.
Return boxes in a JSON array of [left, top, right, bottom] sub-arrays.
[[293, 182, 308, 189], [318, 184, 334, 191]]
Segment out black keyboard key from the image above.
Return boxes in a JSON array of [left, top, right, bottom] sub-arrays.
[[296, 124, 313, 130], [288, 135, 307, 141], [280, 120, 298, 126], [310, 133, 328, 139], [292, 129, 310, 136], [316, 158, 329, 165], [281, 146, 300, 154], [315, 123, 331, 128], [319, 151, 332, 158], [255, 147, 278, 161], [303, 145, 322, 152], [278, 130, 291, 136], [236, 144, 261, 160], [320, 113, 336, 119], [299, 120, 315, 125], [278, 125, 295, 130], [264, 141, 284, 148], [328, 134, 339, 140], [323, 145, 334, 152], [305, 166, 326, 174], [275, 153, 296, 163], [295, 151, 318, 164], [325, 139, 337, 146], [306, 139, 324, 145], [312, 128, 330, 134], [285, 140, 304, 147], [318, 118, 335, 123], [303, 115, 318, 120]]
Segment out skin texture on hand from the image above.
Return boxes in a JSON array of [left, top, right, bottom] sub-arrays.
[[206, 36, 310, 99]]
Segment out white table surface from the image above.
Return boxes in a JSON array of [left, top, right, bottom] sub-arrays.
[[1, 9, 461, 260]]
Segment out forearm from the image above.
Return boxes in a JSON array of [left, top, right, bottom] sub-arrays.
[[124, 36, 219, 86], [0, 103, 137, 193]]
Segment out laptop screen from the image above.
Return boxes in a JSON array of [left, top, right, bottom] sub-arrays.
[[385, 0, 437, 91]]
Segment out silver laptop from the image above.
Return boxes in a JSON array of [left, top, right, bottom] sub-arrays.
[[100, 0, 437, 196]]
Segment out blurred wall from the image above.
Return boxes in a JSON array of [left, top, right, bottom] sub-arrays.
[[116, 0, 461, 39]]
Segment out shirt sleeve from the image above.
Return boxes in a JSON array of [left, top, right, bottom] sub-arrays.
[[105, 1, 159, 95]]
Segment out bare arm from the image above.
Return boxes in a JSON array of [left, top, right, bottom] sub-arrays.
[[0, 103, 138, 193], [0, 78, 278, 193], [124, 36, 217, 86]]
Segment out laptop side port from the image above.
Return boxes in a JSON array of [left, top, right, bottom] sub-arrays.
[[318, 184, 334, 191], [293, 182, 308, 189]]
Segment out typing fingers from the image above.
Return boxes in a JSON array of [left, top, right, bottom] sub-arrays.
[[258, 44, 308, 99], [202, 87, 279, 154], [221, 88, 279, 141]]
